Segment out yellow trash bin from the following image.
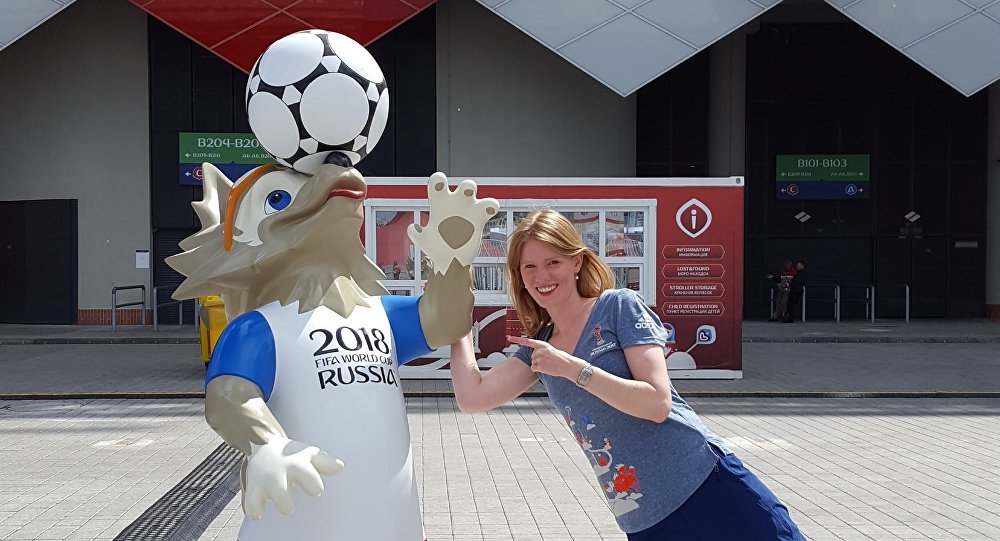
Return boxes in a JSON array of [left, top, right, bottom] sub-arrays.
[[198, 296, 228, 363]]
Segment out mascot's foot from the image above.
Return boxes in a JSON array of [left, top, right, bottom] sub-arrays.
[[408, 172, 499, 274]]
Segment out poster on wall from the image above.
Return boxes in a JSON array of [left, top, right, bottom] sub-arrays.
[[364, 177, 745, 379], [178, 132, 274, 186]]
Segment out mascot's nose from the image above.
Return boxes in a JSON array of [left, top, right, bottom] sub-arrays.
[[327, 174, 366, 200], [317, 155, 367, 201]]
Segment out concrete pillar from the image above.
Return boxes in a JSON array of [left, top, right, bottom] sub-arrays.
[[987, 83, 1000, 318], [708, 27, 749, 177]]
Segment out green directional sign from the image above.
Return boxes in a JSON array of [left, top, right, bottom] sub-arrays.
[[179, 132, 275, 186], [179, 132, 273, 164], [776, 154, 869, 182]]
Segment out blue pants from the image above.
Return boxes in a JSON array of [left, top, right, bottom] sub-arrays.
[[627, 446, 805, 541]]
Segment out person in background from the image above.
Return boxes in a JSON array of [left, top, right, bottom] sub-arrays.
[[784, 260, 807, 323], [448, 210, 805, 540], [767, 261, 796, 322]]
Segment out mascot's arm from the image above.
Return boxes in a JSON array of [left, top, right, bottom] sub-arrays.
[[408, 173, 498, 349], [204, 310, 284, 453], [418, 260, 475, 349], [206, 375, 285, 455], [207, 376, 343, 519], [205, 312, 343, 520]]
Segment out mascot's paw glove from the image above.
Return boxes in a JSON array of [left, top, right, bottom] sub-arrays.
[[408, 172, 499, 274], [244, 437, 345, 520]]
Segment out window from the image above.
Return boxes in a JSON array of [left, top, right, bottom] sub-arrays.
[[366, 199, 656, 305]]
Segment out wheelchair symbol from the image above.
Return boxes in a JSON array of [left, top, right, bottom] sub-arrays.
[[695, 325, 716, 346]]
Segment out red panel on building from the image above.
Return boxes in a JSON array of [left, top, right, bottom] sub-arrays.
[[128, 0, 436, 72]]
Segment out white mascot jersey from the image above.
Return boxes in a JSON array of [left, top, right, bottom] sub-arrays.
[[236, 300, 424, 541]]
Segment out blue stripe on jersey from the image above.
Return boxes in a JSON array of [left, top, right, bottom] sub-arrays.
[[379, 295, 432, 365], [206, 310, 277, 400]]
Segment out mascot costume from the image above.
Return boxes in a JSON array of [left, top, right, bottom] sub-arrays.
[[167, 30, 498, 541]]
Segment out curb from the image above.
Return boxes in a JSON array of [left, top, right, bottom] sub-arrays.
[[3, 337, 997, 345], [743, 337, 1000, 343], [0, 338, 200, 345], [3, 391, 999, 400]]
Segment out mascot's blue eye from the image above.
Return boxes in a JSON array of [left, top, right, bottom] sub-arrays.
[[265, 190, 291, 213]]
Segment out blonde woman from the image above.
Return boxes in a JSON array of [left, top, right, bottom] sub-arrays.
[[449, 210, 804, 540]]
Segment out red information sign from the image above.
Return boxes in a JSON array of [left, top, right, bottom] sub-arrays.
[[656, 188, 743, 373]]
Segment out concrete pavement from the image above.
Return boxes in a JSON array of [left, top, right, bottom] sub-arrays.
[[0, 319, 998, 540]]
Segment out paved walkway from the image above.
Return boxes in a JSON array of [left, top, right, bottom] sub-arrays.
[[3, 319, 998, 344], [0, 320, 998, 540]]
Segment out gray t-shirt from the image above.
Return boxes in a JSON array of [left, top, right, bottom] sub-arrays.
[[514, 289, 723, 533]]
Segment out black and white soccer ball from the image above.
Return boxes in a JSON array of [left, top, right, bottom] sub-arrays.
[[246, 29, 389, 175]]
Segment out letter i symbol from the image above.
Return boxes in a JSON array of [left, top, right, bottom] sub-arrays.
[[676, 198, 713, 238]]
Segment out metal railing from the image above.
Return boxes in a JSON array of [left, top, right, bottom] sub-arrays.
[[865, 285, 876, 323], [833, 285, 841, 323], [864, 283, 911, 323], [111, 285, 146, 331], [152, 286, 199, 333], [902, 284, 910, 323], [800, 286, 806, 322]]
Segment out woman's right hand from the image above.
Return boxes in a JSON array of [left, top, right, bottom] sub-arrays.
[[507, 335, 587, 381], [449, 333, 538, 413]]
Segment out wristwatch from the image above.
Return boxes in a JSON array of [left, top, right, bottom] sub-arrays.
[[576, 364, 594, 388]]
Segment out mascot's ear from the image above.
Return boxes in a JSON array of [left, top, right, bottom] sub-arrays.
[[180, 163, 234, 251]]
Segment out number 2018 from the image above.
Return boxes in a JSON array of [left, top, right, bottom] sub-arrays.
[[310, 326, 390, 355]]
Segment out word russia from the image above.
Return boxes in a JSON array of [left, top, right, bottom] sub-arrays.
[[318, 364, 399, 389]]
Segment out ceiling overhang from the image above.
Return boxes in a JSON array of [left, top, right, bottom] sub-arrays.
[[475, 0, 784, 97], [4, 0, 1000, 98], [0, 0, 76, 52], [825, 0, 1000, 97]]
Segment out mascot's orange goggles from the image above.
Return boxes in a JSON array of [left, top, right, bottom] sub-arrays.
[[223, 164, 277, 252]]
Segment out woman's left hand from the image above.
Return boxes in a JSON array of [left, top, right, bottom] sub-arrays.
[[507, 335, 586, 381]]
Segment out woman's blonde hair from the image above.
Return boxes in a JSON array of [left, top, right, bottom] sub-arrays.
[[507, 210, 616, 336]]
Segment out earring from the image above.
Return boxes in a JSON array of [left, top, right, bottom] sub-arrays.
[[575, 273, 579, 280]]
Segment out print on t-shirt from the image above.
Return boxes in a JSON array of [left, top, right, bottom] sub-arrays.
[[564, 406, 644, 517]]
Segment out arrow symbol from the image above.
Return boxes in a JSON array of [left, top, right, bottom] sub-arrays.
[[185, 153, 191, 158], [185, 171, 191, 176]]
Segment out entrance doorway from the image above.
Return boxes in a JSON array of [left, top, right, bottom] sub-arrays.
[[743, 20, 987, 319], [876, 236, 947, 318], [0, 200, 78, 324]]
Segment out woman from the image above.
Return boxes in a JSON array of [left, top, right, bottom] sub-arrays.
[[449, 210, 804, 540]]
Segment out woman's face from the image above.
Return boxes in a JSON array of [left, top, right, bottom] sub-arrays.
[[518, 237, 582, 309]]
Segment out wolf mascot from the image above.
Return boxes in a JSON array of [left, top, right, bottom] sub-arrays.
[[167, 158, 498, 541]]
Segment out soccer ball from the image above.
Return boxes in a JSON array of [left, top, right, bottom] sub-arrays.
[[246, 30, 389, 175]]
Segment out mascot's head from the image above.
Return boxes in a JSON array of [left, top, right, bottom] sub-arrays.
[[166, 160, 387, 320], [169, 30, 395, 320]]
